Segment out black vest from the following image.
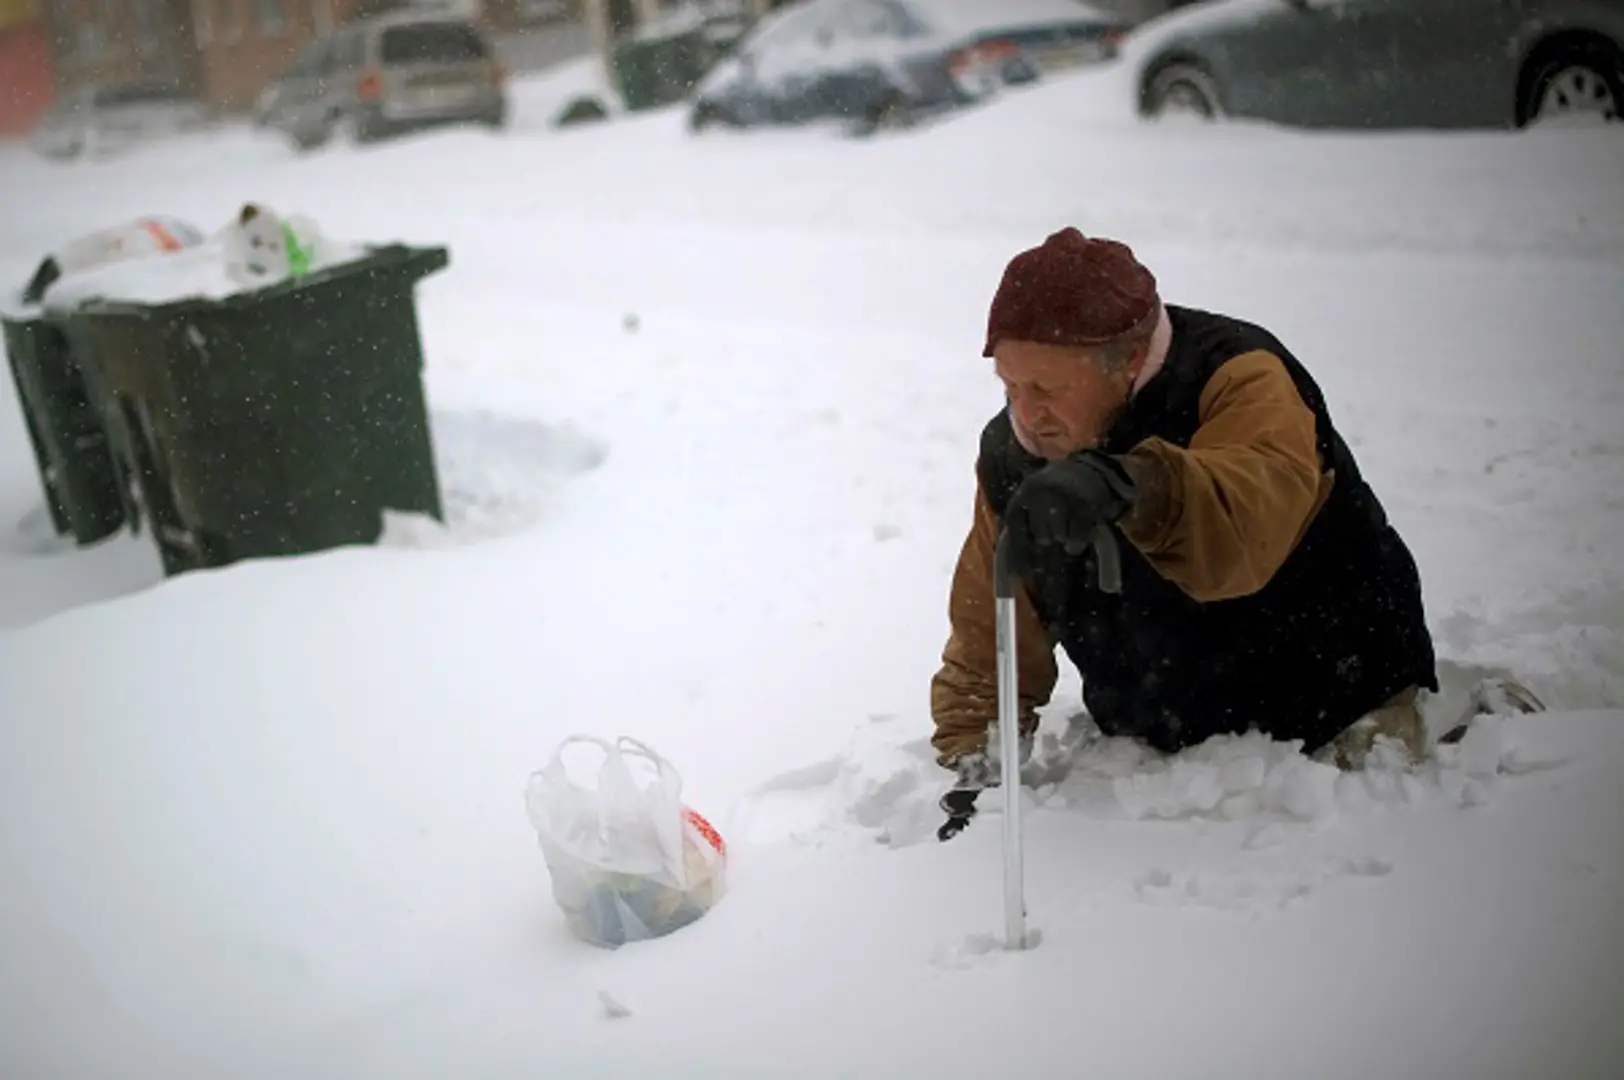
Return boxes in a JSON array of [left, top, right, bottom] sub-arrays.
[[978, 306, 1438, 755]]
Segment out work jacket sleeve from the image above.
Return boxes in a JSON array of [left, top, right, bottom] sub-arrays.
[[929, 479, 1059, 768], [1116, 349, 1333, 602]]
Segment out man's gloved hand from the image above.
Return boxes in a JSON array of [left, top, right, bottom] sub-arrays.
[[937, 730, 1034, 841], [1004, 450, 1138, 570]]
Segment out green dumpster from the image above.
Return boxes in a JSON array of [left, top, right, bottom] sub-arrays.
[[59, 243, 448, 577], [1, 312, 127, 544], [611, 25, 726, 113]]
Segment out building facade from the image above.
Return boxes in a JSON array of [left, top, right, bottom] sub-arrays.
[[0, 0, 54, 134], [38, 0, 586, 114]]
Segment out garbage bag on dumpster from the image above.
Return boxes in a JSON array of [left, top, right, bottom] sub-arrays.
[[525, 736, 728, 949], [22, 216, 205, 305]]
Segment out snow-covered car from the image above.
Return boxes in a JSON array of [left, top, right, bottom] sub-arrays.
[[689, 0, 1132, 135], [30, 80, 213, 162], [1127, 0, 1624, 129]]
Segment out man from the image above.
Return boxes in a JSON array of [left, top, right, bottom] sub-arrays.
[[930, 227, 1443, 802]]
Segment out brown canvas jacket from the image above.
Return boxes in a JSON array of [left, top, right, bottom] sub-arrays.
[[929, 350, 1333, 766]]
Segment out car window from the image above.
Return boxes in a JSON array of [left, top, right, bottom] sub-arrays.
[[287, 38, 327, 76], [379, 21, 491, 64], [832, 0, 905, 39], [321, 31, 363, 72], [741, 2, 833, 55]]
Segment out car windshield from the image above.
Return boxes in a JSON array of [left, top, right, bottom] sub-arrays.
[[736, 2, 832, 55], [379, 22, 490, 64]]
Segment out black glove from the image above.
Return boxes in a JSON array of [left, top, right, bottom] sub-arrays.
[[936, 734, 1034, 842], [1004, 450, 1138, 571]]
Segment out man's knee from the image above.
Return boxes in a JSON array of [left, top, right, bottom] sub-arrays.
[[1327, 687, 1425, 771]]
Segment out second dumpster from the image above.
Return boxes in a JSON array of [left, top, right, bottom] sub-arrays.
[[60, 243, 448, 576]]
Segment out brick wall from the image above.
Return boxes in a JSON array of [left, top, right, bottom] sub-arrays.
[[0, 19, 53, 134], [41, 0, 203, 95], [42, 0, 596, 115], [191, 0, 340, 110]]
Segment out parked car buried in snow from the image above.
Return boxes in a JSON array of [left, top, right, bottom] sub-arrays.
[[1129, 0, 1624, 129], [688, 0, 1131, 135], [257, 12, 508, 150], [30, 80, 213, 162]]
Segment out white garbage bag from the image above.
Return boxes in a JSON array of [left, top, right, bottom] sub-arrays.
[[525, 736, 727, 948], [21, 216, 205, 304]]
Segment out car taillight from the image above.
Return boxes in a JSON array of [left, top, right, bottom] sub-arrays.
[[949, 38, 1021, 76], [357, 69, 383, 102], [1099, 27, 1127, 51]]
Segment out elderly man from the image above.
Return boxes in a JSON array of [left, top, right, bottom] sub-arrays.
[[930, 228, 1443, 809]]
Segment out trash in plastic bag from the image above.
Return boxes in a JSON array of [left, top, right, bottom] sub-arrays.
[[525, 735, 727, 949], [221, 202, 346, 288], [21, 215, 206, 304]]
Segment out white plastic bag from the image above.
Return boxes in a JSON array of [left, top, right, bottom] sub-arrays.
[[22, 216, 205, 304], [524, 735, 727, 948]]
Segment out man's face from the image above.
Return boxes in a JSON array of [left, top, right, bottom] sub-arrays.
[[994, 339, 1141, 460]]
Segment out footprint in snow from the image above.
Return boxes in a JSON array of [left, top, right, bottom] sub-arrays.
[[599, 990, 633, 1020], [929, 930, 1045, 970]]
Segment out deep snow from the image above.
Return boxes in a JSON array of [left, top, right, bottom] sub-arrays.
[[1, 65, 1622, 1079]]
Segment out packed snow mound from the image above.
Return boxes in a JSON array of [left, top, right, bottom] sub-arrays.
[[381, 409, 607, 548], [1437, 589, 1624, 713], [735, 676, 1552, 851]]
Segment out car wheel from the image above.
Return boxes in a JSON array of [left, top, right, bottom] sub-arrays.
[[854, 93, 912, 137], [1144, 62, 1224, 121], [345, 110, 380, 145], [556, 95, 611, 129], [688, 100, 722, 133], [290, 123, 331, 152], [1520, 40, 1623, 127]]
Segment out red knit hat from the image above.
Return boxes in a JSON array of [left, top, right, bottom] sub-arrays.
[[983, 227, 1160, 357]]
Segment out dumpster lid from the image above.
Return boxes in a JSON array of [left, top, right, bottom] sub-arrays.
[[42, 228, 371, 314], [0, 287, 40, 323], [48, 242, 447, 319]]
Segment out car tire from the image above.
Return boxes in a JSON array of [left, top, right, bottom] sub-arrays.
[[1519, 39, 1623, 127], [556, 95, 611, 129], [1143, 62, 1224, 121], [290, 123, 331, 152], [688, 101, 722, 133], [346, 110, 382, 145], [853, 93, 911, 138]]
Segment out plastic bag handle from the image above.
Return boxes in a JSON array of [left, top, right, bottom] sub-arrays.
[[612, 736, 684, 793], [538, 735, 684, 797]]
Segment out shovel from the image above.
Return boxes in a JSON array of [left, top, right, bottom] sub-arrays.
[[937, 523, 1124, 948]]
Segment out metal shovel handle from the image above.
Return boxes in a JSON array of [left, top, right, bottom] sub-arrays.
[[992, 528, 1028, 948], [937, 521, 1123, 844]]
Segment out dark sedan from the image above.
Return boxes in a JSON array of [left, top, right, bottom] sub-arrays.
[[1129, 0, 1624, 129], [690, 0, 1131, 135]]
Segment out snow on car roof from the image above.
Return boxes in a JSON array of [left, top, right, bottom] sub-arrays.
[[1117, 0, 1280, 63], [906, 0, 1122, 38]]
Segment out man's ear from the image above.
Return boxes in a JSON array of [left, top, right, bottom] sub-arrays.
[[1123, 341, 1152, 383]]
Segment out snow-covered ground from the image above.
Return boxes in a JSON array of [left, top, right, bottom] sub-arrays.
[[1, 69, 1622, 1079]]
